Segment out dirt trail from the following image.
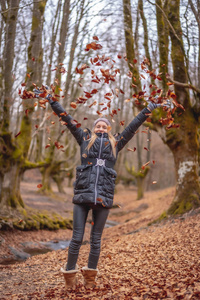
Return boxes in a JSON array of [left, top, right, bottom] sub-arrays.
[[1, 178, 200, 299]]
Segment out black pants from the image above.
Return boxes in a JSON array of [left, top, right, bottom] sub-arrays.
[[66, 203, 109, 270]]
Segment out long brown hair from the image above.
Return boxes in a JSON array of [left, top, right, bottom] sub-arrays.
[[86, 130, 116, 157]]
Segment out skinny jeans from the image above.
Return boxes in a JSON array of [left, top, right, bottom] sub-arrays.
[[66, 203, 109, 270]]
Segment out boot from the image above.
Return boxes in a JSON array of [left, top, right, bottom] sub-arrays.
[[81, 267, 98, 288], [60, 264, 79, 289]]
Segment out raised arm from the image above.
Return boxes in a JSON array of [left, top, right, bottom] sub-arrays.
[[116, 107, 151, 152], [49, 100, 84, 145], [34, 88, 84, 145]]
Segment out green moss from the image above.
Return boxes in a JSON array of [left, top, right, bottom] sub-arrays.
[[8, 195, 18, 208], [38, 1, 47, 14], [168, 194, 200, 215], [12, 148, 23, 160], [32, 16, 39, 32], [148, 211, 168, 226], [19, 208, 28, 217], [27, 45, 32, 61], [2, 205, 73, 231]]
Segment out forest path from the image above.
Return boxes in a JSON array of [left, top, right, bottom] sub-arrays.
[[1, 178, 200, 299]]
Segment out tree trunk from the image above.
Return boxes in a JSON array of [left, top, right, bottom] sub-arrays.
[[165, 0, 200, 214], [123, 0, 141, 91], [0, 0, 21, 208], [1, 161, 24, 209], [64, 0, 85, 103], [40, 1, 71, 194], [123, 0, 150, 199], [0, 0, 47, 209], [137, 175, 146, 200], [138, 0, 152, 71], [155, 0, 169, 91], [55, 0, 70, 94], [1, 0, 20, 131], [46, 0, 62, 86]]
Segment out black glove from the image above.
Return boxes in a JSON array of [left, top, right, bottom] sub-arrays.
[[33, 87, 54, 104], [33, 88, 42, 98], [147, 102, 159, 112], [147, 98, 172, 112]]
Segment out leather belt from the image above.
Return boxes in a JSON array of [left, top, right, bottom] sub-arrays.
[[81, 157, 115, 168]]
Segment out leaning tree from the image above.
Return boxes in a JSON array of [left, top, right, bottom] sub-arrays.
[[123, 0, 200, 215]]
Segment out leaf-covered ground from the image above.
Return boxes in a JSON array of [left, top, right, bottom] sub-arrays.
[[1, 185, 200, 299]]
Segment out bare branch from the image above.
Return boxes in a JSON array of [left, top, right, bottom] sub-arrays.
[[188, 0, 200, 27], [0, 1, 43, 14], [146, 0, 182, 43], [166, 75, 200, 94]]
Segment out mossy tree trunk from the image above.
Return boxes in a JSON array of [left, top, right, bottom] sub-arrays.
[[188, 0, 200, 87], [123, 0, 150, 199], [41, 0, 85, 194], [46, 0, 62, 86], [0, 1, 47, 210], [165, 0, 200, 214], [40, 0, 71, 194], [54, 0, 70, 94], [123, 0, 141, 92], [125, 161, 150, 200], [138, 0, 152, 71], [64, 0, 85, 100], [0, 0, 21, 208], [155, 0, 169, 91]]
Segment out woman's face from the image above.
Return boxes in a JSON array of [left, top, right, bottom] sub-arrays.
[[94, 121, 108, 133]]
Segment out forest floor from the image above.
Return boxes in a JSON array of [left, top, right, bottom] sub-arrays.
[[0, 175, 200, 299]]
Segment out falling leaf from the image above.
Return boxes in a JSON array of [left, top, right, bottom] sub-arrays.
[[132, 84, 137, 88], [152, 181, 157, 184], [89, 101, 97, 108], [70, 102, 77, 109], [93, 36, 99, 41], [15, 132, 21, 138], [127, 147, 136, 152], [85, 42, 102, 51], [25, 109, 29, 116], [37, 184, 43, 188], [141, 161, 150, 169], [45, 144, 51, 148]]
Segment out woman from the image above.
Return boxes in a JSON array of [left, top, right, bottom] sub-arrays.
[[34, 88, 160, 289]]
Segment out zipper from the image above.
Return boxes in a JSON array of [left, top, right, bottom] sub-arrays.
[[94, 134, 103, 205]]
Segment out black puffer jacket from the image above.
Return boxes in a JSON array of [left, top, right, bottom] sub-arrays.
[[49, 101, 150, 208]]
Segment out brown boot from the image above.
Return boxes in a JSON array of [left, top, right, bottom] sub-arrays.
[[60, 264, 79, 289], [81, 267, 98, 288]]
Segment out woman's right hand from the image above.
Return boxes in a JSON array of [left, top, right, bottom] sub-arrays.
[[33, 86, 53, 104]]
